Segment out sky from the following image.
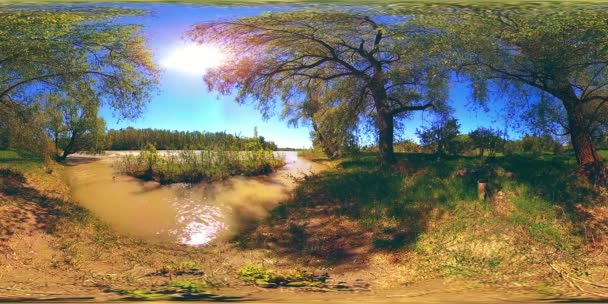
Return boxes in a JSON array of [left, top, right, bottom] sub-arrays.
[[98, 4, 511, 149]]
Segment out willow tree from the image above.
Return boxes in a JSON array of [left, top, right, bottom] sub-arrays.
[[423, 9, 608, 184], [43, 83, 107, 160], [0, 7, 159, 125], [188, 10, 448, 164]]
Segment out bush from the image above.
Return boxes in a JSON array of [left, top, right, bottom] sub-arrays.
[[114, 147, 286, 184]]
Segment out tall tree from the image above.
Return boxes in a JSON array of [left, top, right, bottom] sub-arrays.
[[0, 7, 159, 121], [188, 10, 449, 164], [424, 9, 608, 184], [43, 86, 106, 160]]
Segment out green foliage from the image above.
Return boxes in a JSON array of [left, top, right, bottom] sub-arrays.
[[0, 7, 158, 160], [189, 10, 450, 164], [43, 91, 107, 159], [417, 118, 461, 155], [237, 265, 327, 287], [393, 139, 422, 153], [420, 6, 608, 183], [115, 149, 286, 184], [105, 127, 278, 151], [0, 7, 159, 119], [468, 127, 503, 157], [238, 265, 275, 284], [167, 280, 207, 293]]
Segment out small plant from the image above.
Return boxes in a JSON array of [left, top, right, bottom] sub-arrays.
[[238, 265, 276, 285], [237, 265, 328, 288], [167, 280, 207, 293], [159, 260, 204, 276]]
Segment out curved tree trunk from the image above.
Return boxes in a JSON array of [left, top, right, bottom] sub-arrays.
[[378, 112, 396, 165], [564, 100, 607, 185], [60, 131, 78, 161]]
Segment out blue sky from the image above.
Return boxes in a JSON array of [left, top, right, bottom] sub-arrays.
[[100, 4, 511, 148]]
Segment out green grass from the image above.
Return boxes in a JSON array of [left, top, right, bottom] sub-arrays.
[[248, 151, 595, 279], [237, 265, 327, 288], [0, 150, 45, 173]]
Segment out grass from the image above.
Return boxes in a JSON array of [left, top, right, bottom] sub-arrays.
[[244, 151, 600, 282], [0, 149, 46, 173], [238, 265, 328, 288], [297, 148, 329, 161], [114, 145, 286, 184]]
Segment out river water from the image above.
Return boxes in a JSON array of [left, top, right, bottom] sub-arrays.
[[65, 151, 323, 245]]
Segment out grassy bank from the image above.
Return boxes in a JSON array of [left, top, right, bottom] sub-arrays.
[[243, 152, 607, 288], [114, 145, 286, 184]]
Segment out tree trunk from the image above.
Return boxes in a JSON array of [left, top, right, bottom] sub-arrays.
[[60, 132, 78, 161], [564, 100, 607, 185], [378, 112, 396, 165]]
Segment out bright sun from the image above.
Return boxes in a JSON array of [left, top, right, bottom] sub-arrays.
[[160, 43, 225, 75]]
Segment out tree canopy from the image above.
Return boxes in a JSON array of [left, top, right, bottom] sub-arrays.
[[0, 7, 159, 118], [188, 10, 450, 164], [0, 7, 159, 158], [419, 8, 608, 184]]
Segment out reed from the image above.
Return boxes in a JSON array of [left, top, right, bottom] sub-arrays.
[[115, 144, 285, 184]]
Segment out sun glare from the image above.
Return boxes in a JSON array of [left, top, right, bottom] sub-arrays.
[[161, 43, 225, 75]]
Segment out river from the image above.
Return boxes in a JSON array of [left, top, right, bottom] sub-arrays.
[[65, 151, 324, 245]]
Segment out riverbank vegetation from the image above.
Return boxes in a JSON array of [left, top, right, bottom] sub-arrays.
[[114, 144, 286, 184]]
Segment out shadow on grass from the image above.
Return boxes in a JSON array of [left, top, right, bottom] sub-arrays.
[[0, 167, 91, 242], [238, 152, 593, 265], [239, 153, 475, 265]]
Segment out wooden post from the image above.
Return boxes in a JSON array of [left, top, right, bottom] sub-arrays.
[[477, 181, 487, 201]]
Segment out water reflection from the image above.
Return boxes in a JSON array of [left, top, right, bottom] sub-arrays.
[[66, 151, 323, 245]]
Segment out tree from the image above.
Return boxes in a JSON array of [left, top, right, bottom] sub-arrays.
[[427, 9, 608, 183], [469, 127, 503, 157], [0, 7, 159, 157], [416, 118, 460, 155], [188, 10, 449, 164], [43, 87, 107, 160]]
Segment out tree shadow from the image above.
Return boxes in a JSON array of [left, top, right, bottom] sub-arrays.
[[0, 168, 90, 242], [234, 151, 599, 266], [237, 153, 452, 266]]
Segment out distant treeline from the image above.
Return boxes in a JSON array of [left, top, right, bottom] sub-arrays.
[[105, 128, 278, 151]]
